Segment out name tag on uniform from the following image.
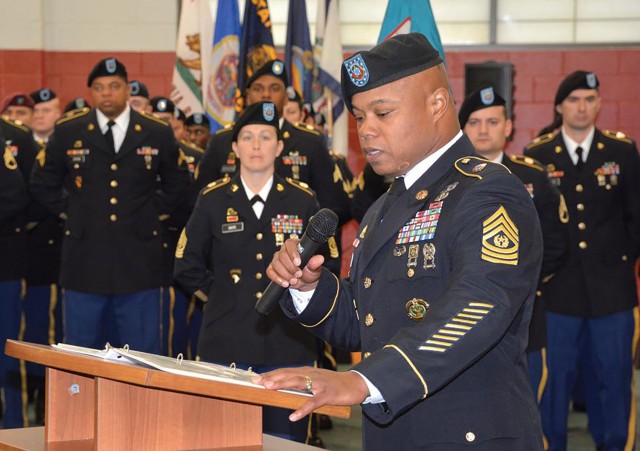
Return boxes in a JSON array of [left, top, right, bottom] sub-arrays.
[[222, 222, 244, 234]]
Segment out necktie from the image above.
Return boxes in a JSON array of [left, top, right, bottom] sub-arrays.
[[575, 146, 584, 172], [104, 120, 116, 154], [380, 177, 406, 220], [250, 195, 264, 218]]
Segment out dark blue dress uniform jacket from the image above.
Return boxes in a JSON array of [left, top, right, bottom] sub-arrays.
[[501, 154, 569, 351], [525, 129, 640, 317], [0, 131, 29, 281], [30, 108, 189, 295], [281, 136, 544, 450], [173, 174, 318, 366]]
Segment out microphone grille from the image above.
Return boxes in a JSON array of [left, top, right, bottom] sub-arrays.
[[306, 208, 339, 243]]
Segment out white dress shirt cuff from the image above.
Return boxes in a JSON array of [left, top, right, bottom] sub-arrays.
[[289, 287, 315, 313], [351, 370, 384, 404]]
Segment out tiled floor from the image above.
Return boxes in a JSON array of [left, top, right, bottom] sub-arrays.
[[319, 370, 636, 451]]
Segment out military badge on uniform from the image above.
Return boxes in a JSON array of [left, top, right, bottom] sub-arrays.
[[415, 190, 428, 200], [422, 243, 436, 269], [275, 233, 285, 247], [272, 60, 284, 75], [554, 146, 562, 154], [3, 147, 17, 170], [66, 148, 90, 164], [230, 269, 241, 284], [586, 72, 597, 88], [88, 123, 95, 131], [595, 162, 620, 187], [406, 298, 430, 321], [226, 208, 239, 222], [276, 183, 284, 192], [393, 245, 406, 257], [359, 225, 368, 239], [135, 124, 142, 132], [175, 229, 187, 258], [396, 201, 442, 244], [74, 140, 83, 148], [344, 54, 369, 87], [272, 215, 304, 243], [481, 205, 519, 266], [407, 244, 419, 277], [472, 163, 487, 173], [75, 176, 82, 189], [222, 222, 244, 234]]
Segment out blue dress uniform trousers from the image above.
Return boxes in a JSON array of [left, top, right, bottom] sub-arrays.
[[0, 281, 27, 428], [63, 289, 162, 353]]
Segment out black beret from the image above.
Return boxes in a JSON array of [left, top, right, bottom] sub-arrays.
[[87, 57, 128, 87], [341, 32, 442, 114], [186, 113, 210, 127], [1, 93, 34, 112], [231, 101, 280, 142], [174, 107, 186, 122], [458, 85, 507, 128], [150, 96, 176, 114], [244, 60, 288, 90], [30, 88, 58, 104], [129, 80, 149, 99], [63, 97, 91, 113], [286, 87, 302, 103], [554, 71, 599, 105]]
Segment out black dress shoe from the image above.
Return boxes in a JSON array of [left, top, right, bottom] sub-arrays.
[[318, 414, 333, 430], [308, 436, 326, 448]]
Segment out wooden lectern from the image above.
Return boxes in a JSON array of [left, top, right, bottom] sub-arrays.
[[2, 340, 350, 450]]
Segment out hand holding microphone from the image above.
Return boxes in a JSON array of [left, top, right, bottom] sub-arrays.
[[256, 208, 339, 315]]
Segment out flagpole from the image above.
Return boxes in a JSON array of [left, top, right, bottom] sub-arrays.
[[324, 87, 334, 149]]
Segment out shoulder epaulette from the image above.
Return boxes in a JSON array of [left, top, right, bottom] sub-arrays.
[[180, 140, 204, 154], [286, 177, 314, 196], [137, 110, 171, 126], [454, 156, 510, 180], [329, 150, 345, 160], [56, 107, 90, 126], [508, 154, 544, 172], [1, 116, 30, 132], [292, 122, 320, 136], [202, 176, 230, 195], [215, 123, 234, 135], [525, 132, 556, 150], [602, 129, 633, 144]]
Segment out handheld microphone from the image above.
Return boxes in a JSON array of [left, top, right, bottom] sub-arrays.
[[255, 208, 339, 315]]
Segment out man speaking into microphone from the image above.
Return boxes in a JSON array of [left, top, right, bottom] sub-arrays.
[[254, 33, 545, 450], [173, 102, 323, 444]]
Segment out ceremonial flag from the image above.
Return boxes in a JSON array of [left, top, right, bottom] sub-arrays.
[[236, 0, 276, 113], [171, 0, 213, 116], [284, 0, 313, 102], [312, 0, 347, 155], [377, 0, 446, 67], [205, 0, 240, 132]]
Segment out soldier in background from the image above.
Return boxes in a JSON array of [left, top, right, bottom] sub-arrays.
[[150, 96, 203, 357], [459, 85, 569, 404], [1, 93, 34, 126], [128, 80, 151, 113], [63, 98, 91, 114], [525, 71, 640, 451], [185, 113, 211, 150], [0, 128, 29, 428], [30, 57, 189, 354], [29, 88, 61, 144]]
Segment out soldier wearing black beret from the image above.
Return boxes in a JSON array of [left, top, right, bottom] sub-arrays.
[[128, 80, 150, 113], [459, 85, 569, 403], [257, 33, 544, 450], [185, 113, 211, 150], [174, 101, 318, 443], [63, 97, 91, 113], [30, 57, 190, 355], [195, 59, 351, 259], [524, 71, 640, 451]]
